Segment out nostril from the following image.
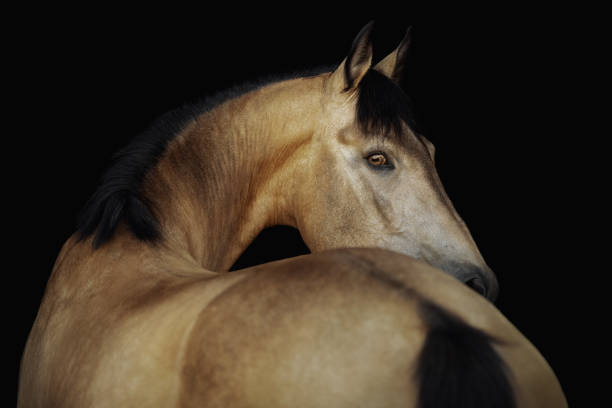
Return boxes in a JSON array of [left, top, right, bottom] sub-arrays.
[[465, 276, 487, 297], [447, 263, 498, 301]]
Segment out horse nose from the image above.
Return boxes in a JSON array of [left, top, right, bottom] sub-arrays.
[[465, 275, 487, 296], [460, 267, 499, 302]]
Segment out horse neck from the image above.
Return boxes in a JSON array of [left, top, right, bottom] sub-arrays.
[[143, 76, 325, 272]]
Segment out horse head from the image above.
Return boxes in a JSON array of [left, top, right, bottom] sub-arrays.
[[293, 23, 498, 300]]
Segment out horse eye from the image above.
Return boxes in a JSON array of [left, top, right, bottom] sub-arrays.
[[366, 152, 392, 169]]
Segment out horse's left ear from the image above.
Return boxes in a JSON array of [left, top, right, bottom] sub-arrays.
[[328, 21, 374, 92], [374, 26, 412, 85]]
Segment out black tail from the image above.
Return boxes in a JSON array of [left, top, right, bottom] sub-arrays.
[[415, 300, 516, 408]]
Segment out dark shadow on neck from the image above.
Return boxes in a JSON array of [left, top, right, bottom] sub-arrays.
[[229, 226, 311, 271]]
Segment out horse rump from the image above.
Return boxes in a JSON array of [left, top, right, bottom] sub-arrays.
[[415, 299, 516, 408]]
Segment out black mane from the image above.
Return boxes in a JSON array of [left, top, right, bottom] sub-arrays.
[[76, 66, 416, 249], [76, 67, 332, 248], [356, 68, 417, 143], [76, 105, 198, 248]]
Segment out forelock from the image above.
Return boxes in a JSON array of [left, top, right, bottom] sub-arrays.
[[355, 69, 416, 144]]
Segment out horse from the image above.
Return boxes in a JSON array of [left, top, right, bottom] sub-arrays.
[[18, 22, 566, 407]]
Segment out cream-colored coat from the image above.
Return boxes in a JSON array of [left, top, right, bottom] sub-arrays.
[[19, 24, 566, 407]]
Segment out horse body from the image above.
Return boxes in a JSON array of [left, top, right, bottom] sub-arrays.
[[19, 23, 566, 407], [19, 232, 245, 407], [21, 239, 563, 407]]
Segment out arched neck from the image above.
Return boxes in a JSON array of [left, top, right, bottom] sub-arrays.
[[142, 75, 325, 271]]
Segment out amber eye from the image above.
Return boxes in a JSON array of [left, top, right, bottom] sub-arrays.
[[366, 152, 390, 168]]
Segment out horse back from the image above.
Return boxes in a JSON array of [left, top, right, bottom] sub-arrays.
[[19, 244, 565, 407]]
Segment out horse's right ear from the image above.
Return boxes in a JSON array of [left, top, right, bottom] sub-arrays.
[[374, 26, 412, 85], [328, 21, 374, 92]]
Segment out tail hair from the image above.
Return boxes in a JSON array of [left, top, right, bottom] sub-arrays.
[[415, 300, 516, 408]]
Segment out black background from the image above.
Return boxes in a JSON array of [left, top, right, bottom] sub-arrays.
[[9, 6, 586, 406]]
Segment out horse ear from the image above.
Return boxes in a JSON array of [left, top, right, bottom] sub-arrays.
[[374, 26, 412, 85], [328, 21, 374, 92]]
